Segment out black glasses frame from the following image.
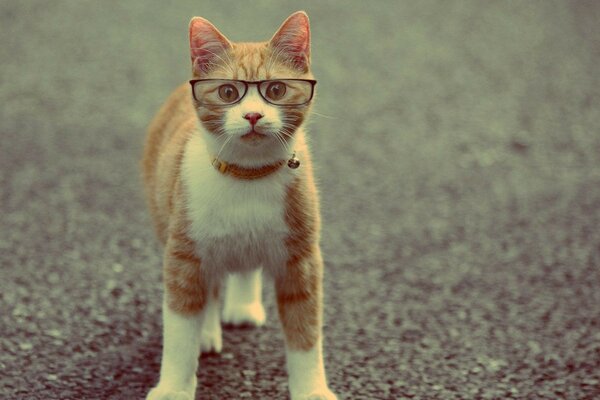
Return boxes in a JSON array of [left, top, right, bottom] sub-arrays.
[[189, 78, 317, 107]]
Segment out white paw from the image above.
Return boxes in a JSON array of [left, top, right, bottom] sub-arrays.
[[222, 302, 266, 327], [146, 386, 193, 400], [292, 388, 338, 400], [199, 324, 222, 354]]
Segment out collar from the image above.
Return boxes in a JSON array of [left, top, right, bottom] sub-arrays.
[[211, 157, 286, 180]]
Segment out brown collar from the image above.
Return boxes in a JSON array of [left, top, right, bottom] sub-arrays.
[[211, 157, 286, 180]]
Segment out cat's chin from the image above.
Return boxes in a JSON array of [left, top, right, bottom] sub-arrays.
[[240, 130, 268, 144]]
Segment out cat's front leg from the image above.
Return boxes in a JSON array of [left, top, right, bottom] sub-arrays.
[[276, 247, 337, 400], [147, 235, 212, 400], [147, 302, 202, 400]]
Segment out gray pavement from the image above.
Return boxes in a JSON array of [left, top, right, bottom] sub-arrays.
[[1, 1, 600, 399]]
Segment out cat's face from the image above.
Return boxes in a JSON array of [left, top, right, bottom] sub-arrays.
[[189, 12, 314, 165]]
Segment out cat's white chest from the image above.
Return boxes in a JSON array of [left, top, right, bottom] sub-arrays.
[[182, 135, 292, 278]]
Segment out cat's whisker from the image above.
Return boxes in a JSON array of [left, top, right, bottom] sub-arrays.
[[311, 111, 336, 119], [202, 121, 224, 128], [279, 131, 294, 141], [200, 123, 227, 137], [273, 131, 291, 155], [279, 130, 295, 138], [281, 124, 299, 131], [279, 125, 292, 132], [215, 134, 234, 160], [272, 132, 285, 150], [280, 115, 301, 122], [280, 124, 299, 134], [279, 121, 298, 129]]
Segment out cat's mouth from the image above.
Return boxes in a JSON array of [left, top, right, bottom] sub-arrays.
[[241, 129, 268, 141]]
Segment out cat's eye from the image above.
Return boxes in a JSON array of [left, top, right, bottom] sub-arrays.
[[259, 80, 316, 106], [265, 82, 287, 101], [218, 84, 240, 103]]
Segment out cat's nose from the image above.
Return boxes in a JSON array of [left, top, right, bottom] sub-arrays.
[[244, 112, 263, 126]]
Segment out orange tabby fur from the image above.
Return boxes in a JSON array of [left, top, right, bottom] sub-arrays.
[[142, 19, 322, 351], [143, 13, 338, 400]]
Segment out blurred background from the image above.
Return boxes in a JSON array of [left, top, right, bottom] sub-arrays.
[[1, 1, 600, 399]]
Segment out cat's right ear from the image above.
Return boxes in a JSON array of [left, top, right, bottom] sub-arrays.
[[269, 11, 311, 72], [189, 17, 232, 75]]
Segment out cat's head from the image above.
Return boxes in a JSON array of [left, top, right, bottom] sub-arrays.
[[188, 11, 315, 166]]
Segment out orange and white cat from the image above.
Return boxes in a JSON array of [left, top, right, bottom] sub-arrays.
[[142, 11, 337, 400]]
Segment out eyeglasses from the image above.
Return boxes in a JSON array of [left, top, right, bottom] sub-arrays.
[[189, 79, 317, 106]]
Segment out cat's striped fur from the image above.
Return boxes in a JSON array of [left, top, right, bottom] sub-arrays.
[[143, 11, 336, 400]]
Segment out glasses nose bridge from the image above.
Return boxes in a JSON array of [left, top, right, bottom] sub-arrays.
[[247, 81, 262, 94], [239, 81, 263, 102]]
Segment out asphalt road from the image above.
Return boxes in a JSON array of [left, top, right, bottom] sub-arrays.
[[1, 1, 600, 399]]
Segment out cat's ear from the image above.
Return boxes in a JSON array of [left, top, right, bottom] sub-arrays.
[[269, 11, 311, 72], [189, 17, 232, 75]]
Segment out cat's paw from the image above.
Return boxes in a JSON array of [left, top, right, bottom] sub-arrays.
[[292, 388, 338, 400], [199, 324, 222, 353], [222, 302, 266, 327], [146, 386, 193, 400]]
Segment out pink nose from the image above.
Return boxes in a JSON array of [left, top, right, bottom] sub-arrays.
[[244, 112, 263, 126]]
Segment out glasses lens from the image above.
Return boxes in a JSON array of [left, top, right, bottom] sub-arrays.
[[192, 80, 246, 105], [260, 80, 313, 105]]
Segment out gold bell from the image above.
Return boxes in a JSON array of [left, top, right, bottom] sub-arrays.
[[288, 153, 300, 169]]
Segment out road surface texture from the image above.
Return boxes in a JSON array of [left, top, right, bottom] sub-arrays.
[[1, 1, 600, 399]]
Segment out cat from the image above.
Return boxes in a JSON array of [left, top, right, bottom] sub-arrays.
[[142, 11, 337, 400]]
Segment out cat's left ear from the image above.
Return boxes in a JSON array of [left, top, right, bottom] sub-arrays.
[[269, 11, 311, 72], [189, 17, 232, 75]]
